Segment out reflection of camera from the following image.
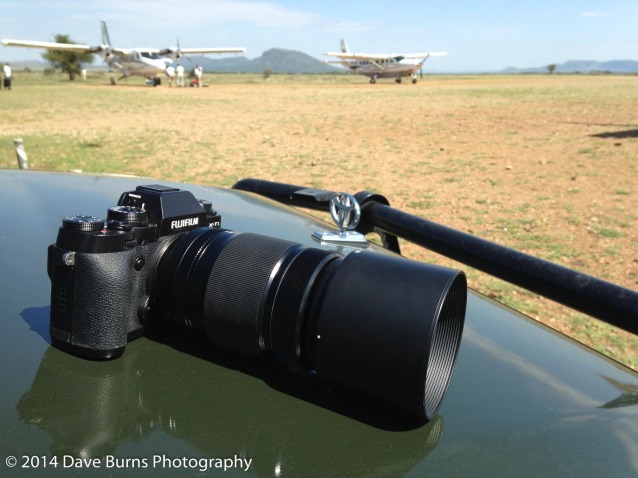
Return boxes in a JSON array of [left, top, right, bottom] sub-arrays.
[[47, 184, 467, 419], [19, 345, 444, 470]]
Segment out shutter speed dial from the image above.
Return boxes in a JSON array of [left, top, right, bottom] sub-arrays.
[[107, 206, 149, 231]]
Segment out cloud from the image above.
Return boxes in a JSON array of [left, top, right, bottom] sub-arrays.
[[580, 11, 613, 18], [322, 20, 379, 34], [95, 0, 323, 29]]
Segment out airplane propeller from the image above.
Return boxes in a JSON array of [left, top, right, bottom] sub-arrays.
[[159, 38, 193, 62]]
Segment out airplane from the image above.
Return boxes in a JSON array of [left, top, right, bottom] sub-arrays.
[[1, 20, 246, 85], [324, 39, 446, 84]]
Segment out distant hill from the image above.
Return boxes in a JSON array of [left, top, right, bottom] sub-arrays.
[[191, 48, 340, 74], [500, 59, 638, 74]]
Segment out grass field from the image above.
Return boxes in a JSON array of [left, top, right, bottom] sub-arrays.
[[1, 70, 637, 369]]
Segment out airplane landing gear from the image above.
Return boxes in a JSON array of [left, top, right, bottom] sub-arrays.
[[395, 78, 402, 84], [143, 77, 162, 86], [369, 75, 377, 84]]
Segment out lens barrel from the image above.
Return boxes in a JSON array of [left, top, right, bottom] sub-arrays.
[[153, 227, 466, 419]]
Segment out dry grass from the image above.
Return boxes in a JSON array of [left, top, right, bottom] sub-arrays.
[[1, 71, 637, 369]]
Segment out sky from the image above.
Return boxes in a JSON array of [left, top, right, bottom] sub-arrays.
[[0, 0, 636, 72]]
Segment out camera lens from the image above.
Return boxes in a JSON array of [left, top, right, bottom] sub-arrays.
[[152, 227, 466, 419]]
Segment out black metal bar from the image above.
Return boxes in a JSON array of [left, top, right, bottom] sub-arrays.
[[232, 178, 332, 211], [353, 191, 401, 253], [233, 178, 638, 335], [361, 201, 638, 335]]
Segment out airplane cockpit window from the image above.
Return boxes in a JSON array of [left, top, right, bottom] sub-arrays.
[[140, 51, 161, 60]]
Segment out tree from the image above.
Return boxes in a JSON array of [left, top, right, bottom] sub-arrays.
[[547, 64, 557, 75], [42, 34, 94, 81]]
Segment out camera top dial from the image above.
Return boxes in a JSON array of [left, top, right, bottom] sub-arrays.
[[107, 206, 149, 231], [62, 215, 105, 232]]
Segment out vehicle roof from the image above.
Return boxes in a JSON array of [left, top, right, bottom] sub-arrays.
[[1, 170, 636, 477]]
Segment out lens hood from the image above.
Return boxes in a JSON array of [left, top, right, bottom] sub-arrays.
[[313, 250, 466, 419]]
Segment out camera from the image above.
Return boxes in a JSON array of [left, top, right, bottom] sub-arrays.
[[48, 184, 467, 419]]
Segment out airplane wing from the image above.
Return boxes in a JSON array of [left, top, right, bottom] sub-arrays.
[[0, 38, 128, 55], [159, 47, 246, 56], [1, 39, 97, 52], [403, 52, 447, 59], [324, 51, 447, 60]]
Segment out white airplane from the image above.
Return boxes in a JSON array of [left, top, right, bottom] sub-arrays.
[[1, 21, 246, 85], [324, 39, 446, 84]]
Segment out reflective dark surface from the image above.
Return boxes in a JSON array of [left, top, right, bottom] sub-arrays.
[[1, 170, 637, 477]]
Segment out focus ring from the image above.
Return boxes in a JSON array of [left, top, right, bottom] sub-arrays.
[[203, 233, 296, 358]]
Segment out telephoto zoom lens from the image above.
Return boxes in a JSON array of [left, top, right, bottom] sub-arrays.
[[152, 227, 466, 420]]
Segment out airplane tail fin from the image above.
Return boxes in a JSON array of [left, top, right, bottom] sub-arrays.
[[99, 20, 117, 69], [340, 39, 349, 53], [100, 20, 112, 47], [175, 37, 183, 59]]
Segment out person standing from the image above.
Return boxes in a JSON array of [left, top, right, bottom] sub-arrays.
[[165, 65, 175, 87], [176, 63, 185, 87], [194, 64, 203, 87], [3, 63, 11, 90]]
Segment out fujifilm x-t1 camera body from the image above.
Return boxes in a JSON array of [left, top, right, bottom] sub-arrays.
[[48, 184, 467, 419]]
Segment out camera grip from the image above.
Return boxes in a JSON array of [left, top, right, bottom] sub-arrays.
[[49, 245, 135, 359]]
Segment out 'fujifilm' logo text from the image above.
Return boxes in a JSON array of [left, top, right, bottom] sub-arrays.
[[171, 217, 199, 229]]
